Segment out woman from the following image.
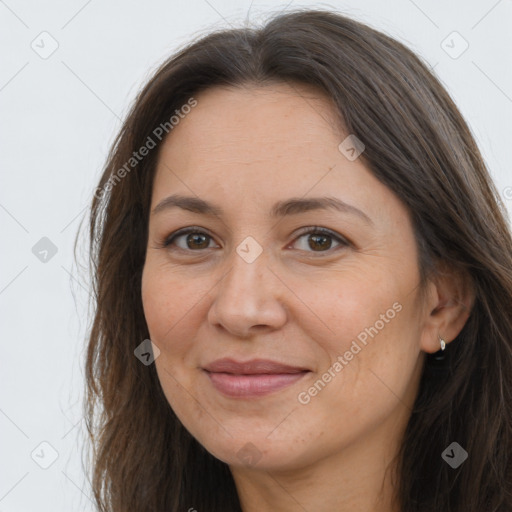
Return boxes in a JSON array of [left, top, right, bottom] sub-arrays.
[[83, 8, 512, 511]]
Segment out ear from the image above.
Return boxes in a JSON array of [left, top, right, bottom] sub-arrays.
[[420, 263, 476, 354]]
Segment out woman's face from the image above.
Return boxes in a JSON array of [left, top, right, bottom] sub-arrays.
[[141, 83, 434, 471]]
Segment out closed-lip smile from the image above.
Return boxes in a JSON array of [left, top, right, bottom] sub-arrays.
[[202, 358, 311, 398]]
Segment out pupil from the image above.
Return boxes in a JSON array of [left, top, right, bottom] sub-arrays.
[[309, 234, 331, 251], [188, 233, 208, 249]]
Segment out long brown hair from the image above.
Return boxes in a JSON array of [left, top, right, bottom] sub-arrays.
[[82, 8, 512, 511]]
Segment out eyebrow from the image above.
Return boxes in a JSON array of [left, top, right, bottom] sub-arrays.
[[152, 194, 373, 225]]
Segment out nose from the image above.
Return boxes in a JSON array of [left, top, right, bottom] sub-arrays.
[[207, 247, 288, 338]]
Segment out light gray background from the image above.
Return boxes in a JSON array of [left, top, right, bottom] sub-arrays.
[[1, 1, 511, 510]]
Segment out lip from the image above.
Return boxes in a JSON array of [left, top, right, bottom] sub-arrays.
[[202, 358, 311, 398], [203, 358, 309, 374]]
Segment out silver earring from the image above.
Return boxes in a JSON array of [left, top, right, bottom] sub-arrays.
[[439, 335, 446, 351]]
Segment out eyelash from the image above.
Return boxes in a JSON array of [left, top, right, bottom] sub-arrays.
[[160, 226, 352, 254]]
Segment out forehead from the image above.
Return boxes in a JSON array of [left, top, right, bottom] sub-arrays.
[[172, 84, 341, 152], [154, 84, 348, 188], [150, 84, 408, 231]]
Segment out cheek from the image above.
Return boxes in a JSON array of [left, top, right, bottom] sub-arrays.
[[141, 268, 170, 342], [141, 262, 213, 401], [316, 267, 401, 344], [141, 265, 208, 425], [305, 268, 418, 402], [141, 262, 201, 346], [290, 308, 419, 465]]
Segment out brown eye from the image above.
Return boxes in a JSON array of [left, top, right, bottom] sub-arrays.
[[164, 228, 216, 251], [307, 233, 333, 251], [162, 226, 350, 254], [183, 232, 211, 250], [292, 227, 350, 253]]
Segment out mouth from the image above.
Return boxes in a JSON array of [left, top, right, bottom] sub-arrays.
[[202, 358, 311, 398]]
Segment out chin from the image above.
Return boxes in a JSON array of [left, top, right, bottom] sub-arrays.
[[193, 430, 312, 471]]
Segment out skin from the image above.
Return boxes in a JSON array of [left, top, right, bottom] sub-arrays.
[[141, 83, 473, 512]]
